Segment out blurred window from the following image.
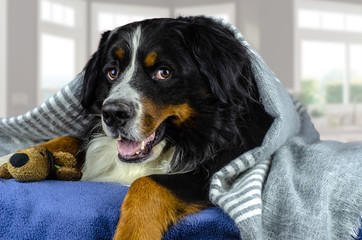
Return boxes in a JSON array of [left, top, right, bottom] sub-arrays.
[[298, 8, 362, 33], [41, 0, 75, 27], [350, 44, 362, 103], [40, 34, 75, 89], [91, 3, 171, 53], [301, 41, 346, 104], [295, 0, 362, 142], [174, 3, 236, 25], [90, 2, 236, 53], [38, 0, 86, 104]]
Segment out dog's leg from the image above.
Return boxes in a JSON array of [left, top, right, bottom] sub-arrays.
[[113, 174, 209, 240]]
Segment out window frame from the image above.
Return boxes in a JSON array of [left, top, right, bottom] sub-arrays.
[[174, 2, 236, 26], [294, 0, 362, 142], [90, 2, 171, 53], [294, 0, 362, 105], [37, 0, 86, 105]]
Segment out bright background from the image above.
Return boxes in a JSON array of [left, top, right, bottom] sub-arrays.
[[1, 0, 361, 142]]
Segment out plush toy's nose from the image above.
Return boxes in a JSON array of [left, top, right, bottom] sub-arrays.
[[10, 153, 29, 168]]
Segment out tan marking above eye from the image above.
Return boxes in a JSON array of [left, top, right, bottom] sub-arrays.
[[115, 48, 125, 60], [144, 51, 158, 67], [139, 98, 196, 136]]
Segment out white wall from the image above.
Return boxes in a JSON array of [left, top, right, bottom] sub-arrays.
[[0, 0, 7, 117], [237, 0, 295, 90], [237, 0, 261, 51], [259, 0, 294, 90], [7, 0, 38, 117]]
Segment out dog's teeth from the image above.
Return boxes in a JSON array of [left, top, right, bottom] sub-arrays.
[[117, 135, 122, 141], [141, 141, 145, 150], [135, 151, 140, 155]]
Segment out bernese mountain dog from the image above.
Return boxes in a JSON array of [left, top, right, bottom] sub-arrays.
[[80, 16, 273, 240]]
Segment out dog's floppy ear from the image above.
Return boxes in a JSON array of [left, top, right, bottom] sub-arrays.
[[81, 30, 111, 112], [177, 17, 258, 105]]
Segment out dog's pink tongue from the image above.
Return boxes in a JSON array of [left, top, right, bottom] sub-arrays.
[[117, 139, 141, 156], [117, 132, 156, 156]]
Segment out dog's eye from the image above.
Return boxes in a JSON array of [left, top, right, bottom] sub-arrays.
[[107, 68, 119, 81], [153, 68, 171, 80]]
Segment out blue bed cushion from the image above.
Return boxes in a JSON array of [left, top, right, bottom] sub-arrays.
[[0, 179, 240, 240]]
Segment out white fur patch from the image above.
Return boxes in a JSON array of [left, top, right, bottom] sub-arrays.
[[81, 134, 174, 185], [103, 26, 143, 140]]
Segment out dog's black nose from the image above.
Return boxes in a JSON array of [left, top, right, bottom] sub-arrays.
[[102, 101, 134, 126]]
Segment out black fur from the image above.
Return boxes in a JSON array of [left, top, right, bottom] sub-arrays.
[[81, 17, 273, 202], [81, 30, 111, 113]]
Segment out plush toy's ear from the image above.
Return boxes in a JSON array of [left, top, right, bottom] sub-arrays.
[[176, 17, 258, 105], [81, 30, 111, 113]]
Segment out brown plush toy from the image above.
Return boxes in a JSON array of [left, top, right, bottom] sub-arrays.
[[0, 136, 84, 182]]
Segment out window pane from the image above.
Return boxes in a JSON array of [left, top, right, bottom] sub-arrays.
[[296, 1, 362, 141], [40, 34, 75, 89], [41, 0, 52, 22], [175, 3, 236, 25], [115, 15, 130, 27], [301, 41, 346, 105], [52, 2, 64, 25], [40, 0, 75, 27], [95, 3, 170, 31], [99, 13, 115, 31], [298, 9, 320, 29], [63, 6, 75, 27], [130, 15, 145, 23], [346, 14, 362, 33], [350, 44, 362, 103], [321, 12, 344, 31], [92, 3, 171, 52]]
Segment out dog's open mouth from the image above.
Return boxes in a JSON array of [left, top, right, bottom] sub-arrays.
[[117, 124, 165, 163]]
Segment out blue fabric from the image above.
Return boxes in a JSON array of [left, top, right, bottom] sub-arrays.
[[0, 179, 240, 240], [164, 207, 240, 240]]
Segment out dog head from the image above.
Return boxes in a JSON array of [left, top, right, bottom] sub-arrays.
[[81, 17, 272, 174]]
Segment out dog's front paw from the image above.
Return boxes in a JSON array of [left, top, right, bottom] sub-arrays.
[[113, 176, 203, 240]]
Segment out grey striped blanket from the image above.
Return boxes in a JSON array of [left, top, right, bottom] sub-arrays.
[[0, 72, 96, 154], [1, 18, 361, 239]]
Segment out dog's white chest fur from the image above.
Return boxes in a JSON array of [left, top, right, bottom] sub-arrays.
[[81, 135, 173, 185]]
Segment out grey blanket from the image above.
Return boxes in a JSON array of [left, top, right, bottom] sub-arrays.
[[1, 17, 361, 240]]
